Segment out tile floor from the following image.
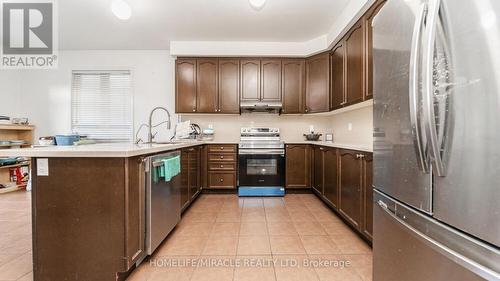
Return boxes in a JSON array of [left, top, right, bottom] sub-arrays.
[[128, 194, 372, 281], [0, 191, 32, 281], [0, 191, 372, 281]]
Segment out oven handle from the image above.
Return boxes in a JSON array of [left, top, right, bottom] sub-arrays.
[[238, 149, 285, 155]]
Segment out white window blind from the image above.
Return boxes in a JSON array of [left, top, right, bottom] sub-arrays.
[[71, 70, 133, 142]]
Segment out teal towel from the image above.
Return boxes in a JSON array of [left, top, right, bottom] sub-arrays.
[[156, 155, 181, 182]]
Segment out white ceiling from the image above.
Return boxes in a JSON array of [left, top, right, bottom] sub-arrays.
[[58, 0, 350, 50]]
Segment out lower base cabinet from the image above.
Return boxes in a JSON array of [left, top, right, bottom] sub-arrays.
[[300, 146, 373, 242], [285, 144, 311, 188], [181, 146, 201, 210], [205, 144, 238, 189]]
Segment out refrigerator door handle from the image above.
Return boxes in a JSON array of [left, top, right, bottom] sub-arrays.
[[376, 199, 500, 281], [409, 2, 429, 173], [423, 0, 446, 176]]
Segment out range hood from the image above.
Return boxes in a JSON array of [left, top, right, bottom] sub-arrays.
[[240, 101, 282, 114]]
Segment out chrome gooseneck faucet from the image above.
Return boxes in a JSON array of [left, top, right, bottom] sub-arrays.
[[147, 107, 171, 143]]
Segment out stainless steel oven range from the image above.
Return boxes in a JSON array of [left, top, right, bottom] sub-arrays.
[[238, 127, 285, 196]]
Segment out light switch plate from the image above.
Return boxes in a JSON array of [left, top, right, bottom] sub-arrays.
[[36, 158, 49, 176]]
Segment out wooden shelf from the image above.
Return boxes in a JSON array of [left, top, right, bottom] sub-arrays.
[[0, 144, 31, 148], [0, 124, 34, 131], [0, 184, 27, 194], [0, 162, 30, 169]]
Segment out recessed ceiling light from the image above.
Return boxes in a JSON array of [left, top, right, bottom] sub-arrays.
[[249, 0, 267, 10], [111, 0, 132, 20]]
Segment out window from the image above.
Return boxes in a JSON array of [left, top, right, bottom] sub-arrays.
[[71, 70, 133, 142]]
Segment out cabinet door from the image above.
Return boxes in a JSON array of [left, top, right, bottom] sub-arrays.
[[305, 53, 330, 113], [345, 22, 365, 106], [330, 42, 345, 110], [188, 147, 200, 200], [364, 0, 386, 100], [362, 153, 373, 240], [176, 59, 197, 113], [218, 59, 240, 113], [285, 144, 310, 188], [282, 59, 305, 114], [240, 59, 261, 102], [339, 149, 362, 229], [323, 148, 339, 208], [180, 149, 190, 209], [261, 59, 282, 102], [196, 59, 218, 113], [313, 146, 324, 194]]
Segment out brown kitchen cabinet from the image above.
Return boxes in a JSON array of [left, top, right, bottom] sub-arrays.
[[240, 59, 261, 102], [196, 58, 218, 113], [305, 52, 330, 113], [181, 146, 202, 210], [344, 21, 365, 106], [206, 144, 237, 189], [339, 149, 363, 229], [312, 146, 324, 194], [282, 59, 305, 114], [361, 152, 373, 240], [176, 58, 240, 114], [285, 144, 311, 188], [261, 59, 282, 102], [31, 157, 147, 280], [218, 59, 241, 113], [330, 42, 345, 110], [176, 58, 197, 113], [323, 147, 339, 208], [364, 0, 386, 101]]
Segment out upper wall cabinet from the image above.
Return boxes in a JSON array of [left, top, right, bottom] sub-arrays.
[[364, 0, 386, 100], [240, 59, 283, 104], [176, 59, 197, 113], [176, 58, 240, 114], [305, 53, 330, 113], [196, 59, 218, 113], [345, 21, 365, 107], [282, 59, 305, 114], [330, 42, 345, 111], [240, 59, 261, 102], [261, 59, 282, 102], [218, 59, 241, 114]]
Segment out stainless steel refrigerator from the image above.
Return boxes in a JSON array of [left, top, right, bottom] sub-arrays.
[[372, 0, 500, 280]]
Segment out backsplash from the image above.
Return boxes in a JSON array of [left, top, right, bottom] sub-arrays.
[[181, 106, 373, 147], [180, 114, 333, 142], [329, 106, 373, 148]]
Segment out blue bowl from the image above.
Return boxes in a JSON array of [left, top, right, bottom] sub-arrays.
[[55, 135, 80, 146]]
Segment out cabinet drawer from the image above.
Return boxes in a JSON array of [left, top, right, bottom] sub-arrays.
[[208, 153, 236, 162], [208, 172, 236, 189], [207, 144, 237, 153], [208, 162, 236, 171]]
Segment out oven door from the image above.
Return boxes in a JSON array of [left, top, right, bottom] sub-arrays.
[[238, 150, 285, 187]]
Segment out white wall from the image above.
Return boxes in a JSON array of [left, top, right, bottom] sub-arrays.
[[0, 50, 176, 141]]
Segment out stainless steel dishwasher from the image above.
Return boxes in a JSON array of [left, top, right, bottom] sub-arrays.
[[145, 150, 181, 255]]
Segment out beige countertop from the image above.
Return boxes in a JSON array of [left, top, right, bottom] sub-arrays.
[[0, 140, 371, 158], [285, 141, 372, 152]]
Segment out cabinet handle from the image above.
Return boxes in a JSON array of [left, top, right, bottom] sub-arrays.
[[220, 156, 224, 159], [220, 147, 224, 150], [220, 178, 224, 182], [319, 147, 324, 151], [220, 165, 224, 168], [356, 154, 365, 159]]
